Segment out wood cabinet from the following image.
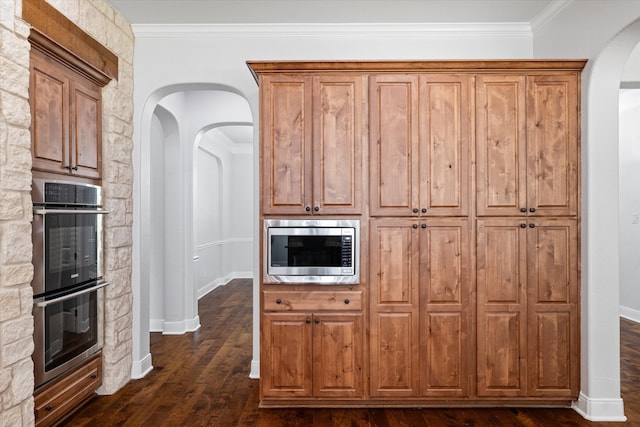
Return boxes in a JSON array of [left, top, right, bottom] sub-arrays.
[[261, 74, 363, 215], [370, 74, 471, 217], [250, 60, 584, 407], [34, 353, 102, 427], [477, 218, 579, 397], [369, 218, 471, 398], [476, 74, 579, 217], [261, 291, 363, 399], [30, 49, 102, 180]]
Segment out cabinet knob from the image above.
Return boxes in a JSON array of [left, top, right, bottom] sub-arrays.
[[520, 223, 527, 228], [412, 224, 418, 229], [421, 224, 426, 229], [529, 207, 536, 213], [421, 208, 427, 213], [90, 374, 97, 380], [306, 318, 311, 324], [412, 208, 419, 213], [520, 208, 527, 213], [45, 405, 53, 412], [314, 206, 319, 212], [275, 298, 281, 304], [314, 318, 320, 324], [344, 299, 350, 305], [305, 206, 311, 212], [529, 223, 536, 228]]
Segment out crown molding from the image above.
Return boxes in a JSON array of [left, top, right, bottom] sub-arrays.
[[132, 22, 532, 38]]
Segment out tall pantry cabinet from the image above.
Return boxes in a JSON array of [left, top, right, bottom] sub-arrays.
[[249, 60, 585, 407], [475, 73, 580, 397]]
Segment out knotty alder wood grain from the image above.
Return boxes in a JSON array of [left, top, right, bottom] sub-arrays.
[[476, 73, 578, 216], [30, 41, 103, 180], [261, 74, 363, 215], [253, 60, 583, 407], [64, 281, 639, 426]]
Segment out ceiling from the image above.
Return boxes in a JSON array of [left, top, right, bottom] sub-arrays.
[[106, 0, 556, 25]]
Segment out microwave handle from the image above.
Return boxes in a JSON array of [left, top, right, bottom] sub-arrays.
[[34, 281, 110, 308], [33, 208, 109, 215]]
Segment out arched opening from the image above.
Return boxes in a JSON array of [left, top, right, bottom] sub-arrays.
[[131, 84, 254, 378]]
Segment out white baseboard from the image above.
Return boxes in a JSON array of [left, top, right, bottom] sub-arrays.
[[197, 272, 254, 299], [131, 352, 153, 379], [572, 392, 627, 421], [249, 359, 260, 379], [161, 315, 201, 335], [620, 305, 640, 323]]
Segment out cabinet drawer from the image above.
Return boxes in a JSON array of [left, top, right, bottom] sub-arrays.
[[34, 354, 102, 427], [263, 291, 362, 311]]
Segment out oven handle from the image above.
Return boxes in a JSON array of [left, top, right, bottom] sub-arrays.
[[34, 282, 110, 308], [33, 208, 109, 215]]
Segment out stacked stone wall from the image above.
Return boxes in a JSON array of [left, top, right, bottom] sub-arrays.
[[0, 1, 134, 424]]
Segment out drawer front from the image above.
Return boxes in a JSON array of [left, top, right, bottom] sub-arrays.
[[263, 291, 362, 311], [35, 354, 102, 427]]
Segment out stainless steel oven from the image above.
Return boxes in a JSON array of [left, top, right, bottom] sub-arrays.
[[31, 178, 109, 389]]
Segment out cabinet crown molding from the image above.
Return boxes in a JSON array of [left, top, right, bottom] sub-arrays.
[[23, 0, 118, 87], [247, 60, 587, 82]]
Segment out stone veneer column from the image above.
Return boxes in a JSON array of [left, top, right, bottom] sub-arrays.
[[0, 2, 37, 425], [0, 1, 134, 425]]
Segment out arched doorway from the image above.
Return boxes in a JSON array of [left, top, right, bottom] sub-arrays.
[[131, 84, 253, 378]]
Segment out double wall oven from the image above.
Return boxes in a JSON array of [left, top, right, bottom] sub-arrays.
[[32, 178, 109, 389]]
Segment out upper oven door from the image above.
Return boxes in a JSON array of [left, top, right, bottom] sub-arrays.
[[32, 207, 106, 296]]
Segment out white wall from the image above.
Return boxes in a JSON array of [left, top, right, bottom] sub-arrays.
[[619, 89, 640, 322], [149, 112, 166, 328], [194, 130, 253, 298], [230, 149, 254, 275]]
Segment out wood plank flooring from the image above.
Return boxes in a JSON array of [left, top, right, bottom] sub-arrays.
[[66, 279, 638, 426]]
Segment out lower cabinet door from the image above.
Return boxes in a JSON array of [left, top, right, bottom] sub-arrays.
[[312, 313, 363, 398], [261, 313, 313, 398], [261, 312, 363, 399]]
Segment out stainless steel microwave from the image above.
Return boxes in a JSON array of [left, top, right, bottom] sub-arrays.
[[264, 219, 360, 284]]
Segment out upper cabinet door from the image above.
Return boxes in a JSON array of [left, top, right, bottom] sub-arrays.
[[31, 52, 70, 175], [71, 78, 102, 180], [476, 75, 527, 216], [261, 75, 313, 214], [477, 73, 579, 217], [261, 74, 363, 215], [30, 50, 102, 180], [370, 75, 420, 217], [419, 75, 471, 216], [312, 75, 363, 215], [526, 75, 579, 217]]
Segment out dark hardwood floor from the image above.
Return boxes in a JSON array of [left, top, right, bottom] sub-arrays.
[[66, 279, 637, 426]]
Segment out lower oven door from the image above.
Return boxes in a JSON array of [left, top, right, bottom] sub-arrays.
[[32, 282, 107, 389]]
